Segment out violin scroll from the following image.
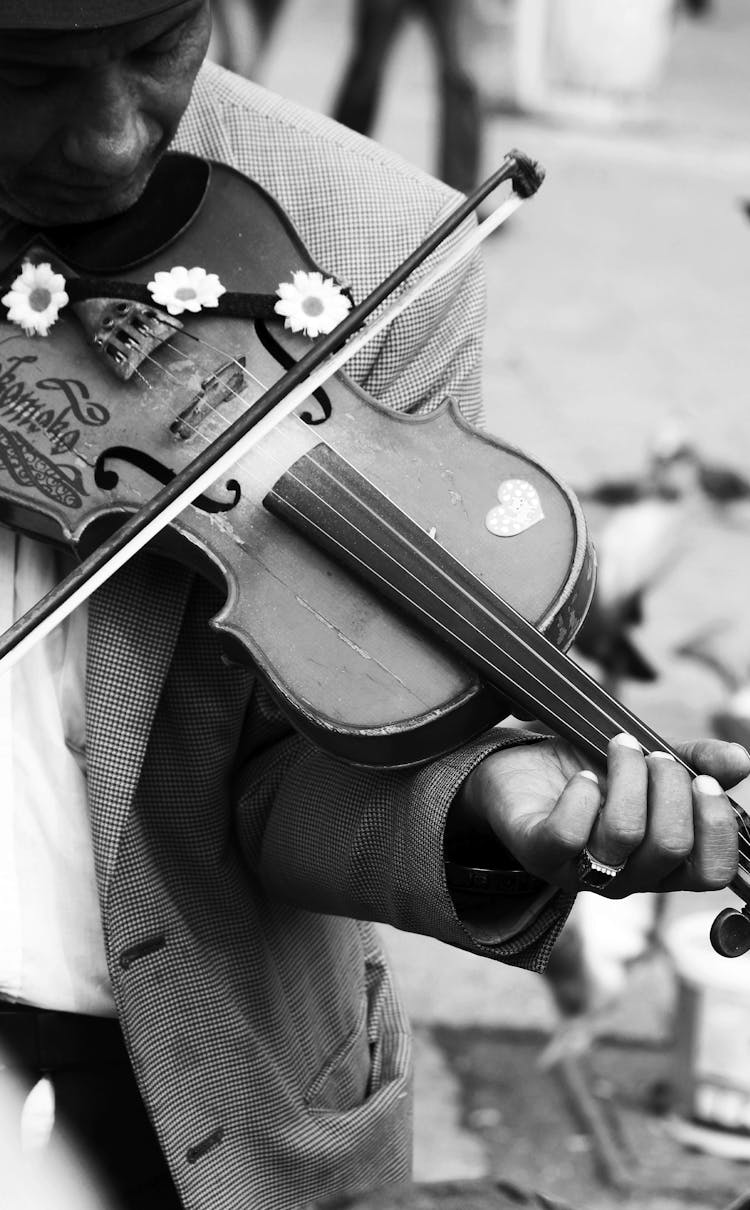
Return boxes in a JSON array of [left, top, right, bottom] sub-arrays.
[[711, 907, 750, 958]]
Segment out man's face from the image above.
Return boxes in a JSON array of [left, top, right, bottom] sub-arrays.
[[0, 0, 211, 227]]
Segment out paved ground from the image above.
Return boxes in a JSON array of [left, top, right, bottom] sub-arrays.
[[221, 3, 750, 1206]]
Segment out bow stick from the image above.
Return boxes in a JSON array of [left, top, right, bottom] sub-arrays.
[[0, 149, 544, 672]]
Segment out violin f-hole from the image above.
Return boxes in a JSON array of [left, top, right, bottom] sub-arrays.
[[254, 320, 332, 425], [95, 446, 241, 514]]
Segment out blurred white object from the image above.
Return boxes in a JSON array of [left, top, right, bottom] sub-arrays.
[[573, 419, 750, 693], [19, 1076, 55, 1153], [572, 890, 659, 1007], [574, 494, 689, 692], [513, 0, 675, 124], [0, 1062, 109, 1209], [664, 911, 750, 1156], [594, 498, 684, 617]]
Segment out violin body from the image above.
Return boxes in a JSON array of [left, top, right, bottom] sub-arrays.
[[0, 154, 594, 766], [4, 152, 750, 954]]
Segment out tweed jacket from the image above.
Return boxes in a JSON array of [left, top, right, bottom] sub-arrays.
[[83, 63, 571, 1210]]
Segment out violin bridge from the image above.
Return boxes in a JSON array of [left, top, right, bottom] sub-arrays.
[[71, 298, 183, 382], [170, 358, 249, 441]]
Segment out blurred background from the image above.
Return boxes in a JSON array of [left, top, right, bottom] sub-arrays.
[[207, 4, 750, 1207]]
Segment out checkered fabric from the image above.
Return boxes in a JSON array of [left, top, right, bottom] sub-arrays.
[[85, 64, 573, 1210]]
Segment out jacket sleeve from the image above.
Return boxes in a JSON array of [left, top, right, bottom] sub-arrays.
[[233, 684, 573, 975]]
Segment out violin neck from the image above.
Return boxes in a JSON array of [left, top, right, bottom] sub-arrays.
[[265, 441, 750, 900]]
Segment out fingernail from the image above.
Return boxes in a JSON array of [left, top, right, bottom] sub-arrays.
[[731, 743, 750, 763], [613, 733, 642, 750], [650, 751, 676, 760], [694, 775, 723, 796], [579, 770, 598, 783]]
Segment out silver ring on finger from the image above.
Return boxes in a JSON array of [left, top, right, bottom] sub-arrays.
[[576, 847, 627, 891]]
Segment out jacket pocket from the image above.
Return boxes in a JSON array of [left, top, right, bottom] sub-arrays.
[[305, 997, 370, 1114], [305, 943, 411, 1116]]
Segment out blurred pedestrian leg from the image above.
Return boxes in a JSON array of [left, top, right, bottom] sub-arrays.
[[332, 0, 482, 196], [428, 0, 482, 196], [332, 0, 403, 143]]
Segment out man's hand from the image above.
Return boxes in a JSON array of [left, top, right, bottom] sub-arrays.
[[455, 734, 750, 897]]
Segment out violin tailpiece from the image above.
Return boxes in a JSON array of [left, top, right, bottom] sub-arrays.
[[71, 297, 183, 382]]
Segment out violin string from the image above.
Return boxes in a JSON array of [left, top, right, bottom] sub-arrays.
[[304, 451, 750, 860], [51, 326, 750, 858], [74, 311, 251, 460], [134, 350, 750, 854], [267, 468, 750, 862], [166, 327, 271, 396], [122, 309, 274, 400], [134, 348, 196, 390], [222, 375, 750, 856], [123, 337, 750, 850], [19, 360, 240, 491], [139, 337, 677, 755], [130, 365, 151, 390]]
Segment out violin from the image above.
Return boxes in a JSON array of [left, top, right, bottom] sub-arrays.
[[1, 151, 749, 955]]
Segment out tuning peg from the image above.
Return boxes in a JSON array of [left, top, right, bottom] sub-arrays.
[[710, 907, 750, 958]]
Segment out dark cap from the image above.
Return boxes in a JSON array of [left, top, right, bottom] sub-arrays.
[[0, 0, 196, 30]]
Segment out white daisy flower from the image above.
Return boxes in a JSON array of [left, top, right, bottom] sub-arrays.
[[147, 265, 226, 316], [275, 270, 352, 338], [1, 260, 69, 336]]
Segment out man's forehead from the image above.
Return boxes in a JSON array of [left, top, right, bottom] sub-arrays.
[[0, 0, 193, 30]]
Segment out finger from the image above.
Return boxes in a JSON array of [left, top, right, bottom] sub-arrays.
[[661, 775, 738, 891], [587, 732, 647, 869], [672, 739, 750, 790], [519, 769, 601, 881], [632, 750, 694, 883]]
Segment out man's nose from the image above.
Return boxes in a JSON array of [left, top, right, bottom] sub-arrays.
[[60, 67, 152, 177]]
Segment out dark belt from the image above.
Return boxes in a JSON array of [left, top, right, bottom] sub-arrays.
[[0, 1000, 128, 1072]]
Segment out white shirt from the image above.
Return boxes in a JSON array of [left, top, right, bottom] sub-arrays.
[[0, 531, 114, 1016]]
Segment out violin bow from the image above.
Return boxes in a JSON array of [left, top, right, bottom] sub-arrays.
[[0, 149, 544, 672]]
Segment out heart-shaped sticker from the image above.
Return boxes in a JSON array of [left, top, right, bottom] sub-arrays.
[[485, 478, 544, 537]]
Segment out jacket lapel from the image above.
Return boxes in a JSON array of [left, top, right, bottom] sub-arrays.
[[86, 553, 193, 897]]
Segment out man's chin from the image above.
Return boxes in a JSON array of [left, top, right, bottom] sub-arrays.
[[1, 176, 152, 229]]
